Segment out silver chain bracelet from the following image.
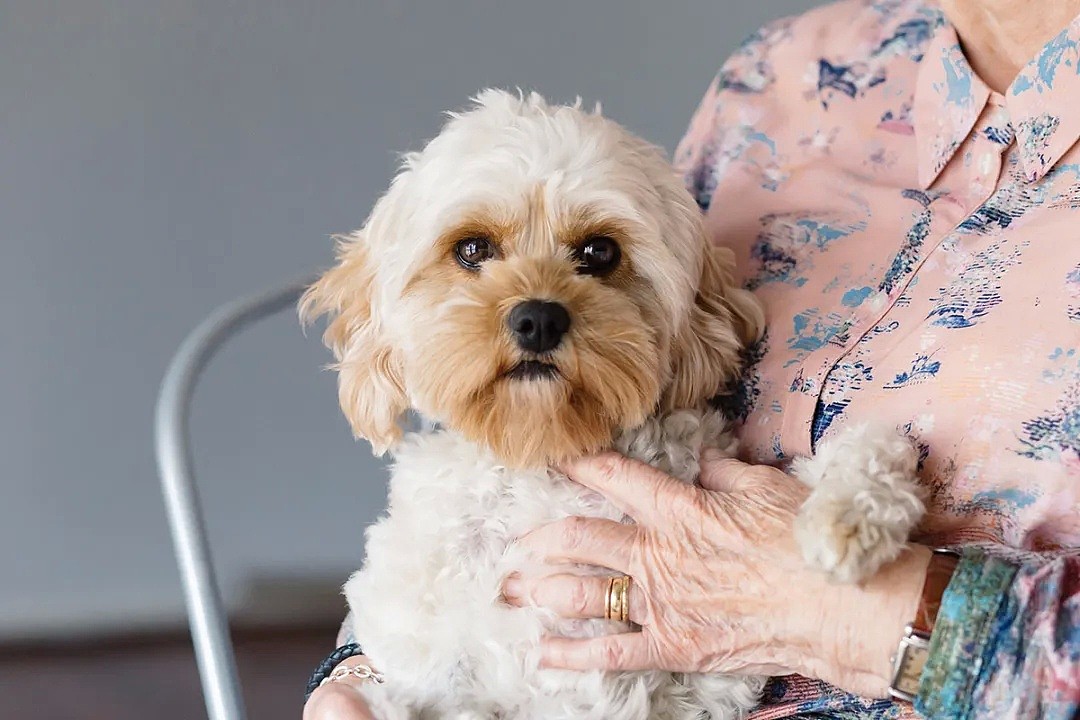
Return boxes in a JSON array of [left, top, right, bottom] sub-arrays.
[[319, 663, 386, 687]]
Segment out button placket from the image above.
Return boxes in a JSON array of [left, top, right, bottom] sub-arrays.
[[777, 103, 1015, 458]]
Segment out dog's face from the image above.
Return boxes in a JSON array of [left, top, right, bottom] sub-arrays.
[[302, 90, 762, 468]]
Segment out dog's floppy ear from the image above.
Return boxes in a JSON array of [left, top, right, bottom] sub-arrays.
[[300, 232, 407, 454], [663, 243, 764, 409]]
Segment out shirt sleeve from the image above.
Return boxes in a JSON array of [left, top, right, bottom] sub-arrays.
[[672, 17, 791, 214], [916, 548, 1080, 720]]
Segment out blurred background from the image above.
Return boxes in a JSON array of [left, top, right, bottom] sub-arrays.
[[1, 0, 818, 717]]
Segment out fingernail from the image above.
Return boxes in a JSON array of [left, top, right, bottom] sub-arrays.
[[503, 575, 524, 603]]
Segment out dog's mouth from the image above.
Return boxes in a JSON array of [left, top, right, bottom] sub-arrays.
[[505, 360, 560, 381]]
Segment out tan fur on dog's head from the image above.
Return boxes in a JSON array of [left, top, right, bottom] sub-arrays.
[[301, 90, 762, 468]]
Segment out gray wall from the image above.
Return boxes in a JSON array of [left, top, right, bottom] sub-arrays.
[[0, 0, 819, 640]]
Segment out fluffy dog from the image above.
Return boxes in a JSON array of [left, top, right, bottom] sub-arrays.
[[301, 90, 924, 720]]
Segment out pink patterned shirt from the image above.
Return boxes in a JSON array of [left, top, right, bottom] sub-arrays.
[[674, 0, 1080, 717]]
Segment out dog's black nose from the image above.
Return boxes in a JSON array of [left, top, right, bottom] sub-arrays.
[[508, 300, 571, 353]]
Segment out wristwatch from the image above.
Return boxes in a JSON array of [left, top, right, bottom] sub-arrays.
[[888, 548, 961, 702]]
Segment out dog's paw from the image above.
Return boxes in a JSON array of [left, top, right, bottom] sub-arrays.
[[794, 476, 925, 584], [792, 424, 925, 583], [794, 492, 913, 583]]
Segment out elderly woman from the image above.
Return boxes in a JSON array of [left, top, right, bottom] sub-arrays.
[[305, 0, 1080, 717]]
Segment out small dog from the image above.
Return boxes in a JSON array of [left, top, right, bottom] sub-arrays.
[[301, 90, 924, 720]]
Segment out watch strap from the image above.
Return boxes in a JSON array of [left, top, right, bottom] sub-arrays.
[[913, 549, 961, 634], [888, 548, 960, 702]]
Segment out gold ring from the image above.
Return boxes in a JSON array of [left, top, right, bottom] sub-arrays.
[[605, 575, 632, 623]]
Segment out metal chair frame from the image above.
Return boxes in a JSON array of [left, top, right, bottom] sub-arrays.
[[154, 278, 314, 720]]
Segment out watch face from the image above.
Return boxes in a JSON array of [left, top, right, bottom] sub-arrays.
[[898, 646, 928, 687], [893, 641, 930, 698]]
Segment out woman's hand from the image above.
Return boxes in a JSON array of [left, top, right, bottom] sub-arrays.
[[503, 450, 931, 697], [302, 656, 379, 720]]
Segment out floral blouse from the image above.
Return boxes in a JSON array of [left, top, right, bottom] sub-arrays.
[[674, 0, 1080, 718]]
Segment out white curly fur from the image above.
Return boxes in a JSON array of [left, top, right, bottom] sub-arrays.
[[791, 423, 925, 584], [347, 409, 765, 720]]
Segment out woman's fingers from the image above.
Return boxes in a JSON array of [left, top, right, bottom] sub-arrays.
[[559, 452, 695, 525], [696, 449, 756, 493], [540, 633, 652, 672], [503, 572, 647, 623], [516, 516, 637, 571]]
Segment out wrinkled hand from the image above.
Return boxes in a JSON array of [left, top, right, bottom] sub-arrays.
[[303, 656, 379, 720], [503, 451, 930, 698]]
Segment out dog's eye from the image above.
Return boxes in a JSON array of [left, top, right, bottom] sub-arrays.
[[576, 236, 621, 276], [454, 236, 496, 270]]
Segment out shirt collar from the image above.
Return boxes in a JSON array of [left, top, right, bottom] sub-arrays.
[[914, 20, 990, 189], [1008, 21, 1080, 182], [915, 11, 1080, 188]]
